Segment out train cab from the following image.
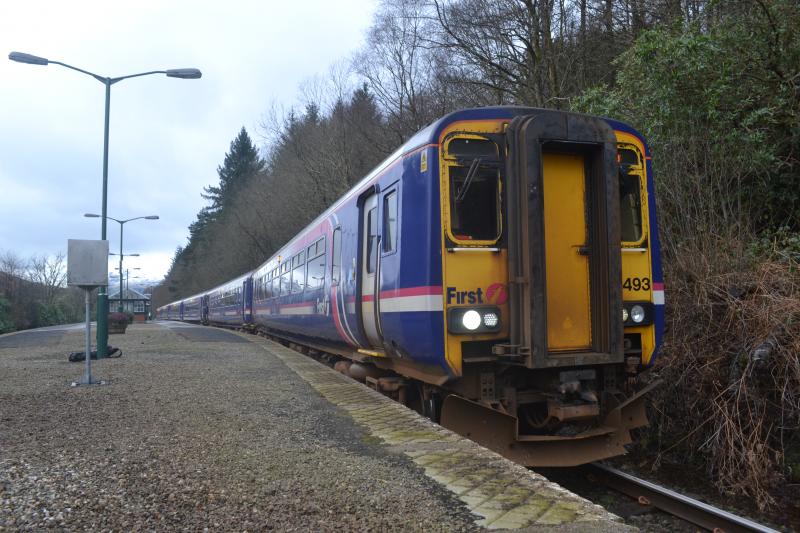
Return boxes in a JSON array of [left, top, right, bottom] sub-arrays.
[[429, 109, 664, 465]]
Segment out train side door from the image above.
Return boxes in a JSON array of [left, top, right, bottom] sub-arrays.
[[242, 279, 251, 323], [359, 192, 382, 347]]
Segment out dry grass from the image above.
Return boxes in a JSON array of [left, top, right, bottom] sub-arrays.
[[646, 240, 800, 510]]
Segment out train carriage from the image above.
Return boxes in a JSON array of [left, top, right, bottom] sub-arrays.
[[180, 293, 207, 323], [158, 302, 181, 321], [159, 106, 664, 467], [206, 274, 253, 327]]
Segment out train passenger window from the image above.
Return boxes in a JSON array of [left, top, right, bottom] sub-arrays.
[[316, 236, 325, 257], [272, 276, 280, 297], [449, 163, 501, 241], [332, 228, 341, 284], [383, 191, 398, 253], [306, 253, 325, 290], [281, 270, 291, 296], [366, 207, 378, 273], [619, 148, 644, 243], [263, 276, 270, 299], [292, 263, 305, 293]]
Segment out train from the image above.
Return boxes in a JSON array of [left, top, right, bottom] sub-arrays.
[[157, 106, 664, 467]]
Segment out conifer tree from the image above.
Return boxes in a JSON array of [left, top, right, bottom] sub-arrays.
[[202, 127, 265, 215]]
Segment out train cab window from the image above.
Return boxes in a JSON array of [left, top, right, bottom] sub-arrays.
[[446, 137, 501, 242], [448, 138, 499, 159], [619, 148, 644, 243], [366, 207, 378, 273], [449, 164, 501, 241], [332, 228, 342, 284], [383, 191, 398, 253]]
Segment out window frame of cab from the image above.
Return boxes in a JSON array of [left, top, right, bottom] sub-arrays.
[[442, 133, 503, 246], [617, 142, 649, 247]]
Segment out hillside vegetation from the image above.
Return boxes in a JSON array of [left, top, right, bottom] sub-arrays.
[[153, 0, 800, 509]]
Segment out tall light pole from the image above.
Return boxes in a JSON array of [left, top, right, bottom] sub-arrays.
[[86, 214, 157, 313], [11, 51, 200, 357]]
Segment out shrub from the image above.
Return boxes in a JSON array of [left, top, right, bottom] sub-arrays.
[[647, 241, 800, 509]]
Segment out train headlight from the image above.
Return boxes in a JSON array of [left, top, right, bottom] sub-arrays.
[[448, 306, 502, 334], [622, 302, 654, 326], [462, 310, 482, 330]]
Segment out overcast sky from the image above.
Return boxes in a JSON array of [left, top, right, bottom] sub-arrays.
[[0, 0, 376, 284]]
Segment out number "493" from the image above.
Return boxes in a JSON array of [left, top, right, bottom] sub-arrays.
[[623, 277, 651, 291]]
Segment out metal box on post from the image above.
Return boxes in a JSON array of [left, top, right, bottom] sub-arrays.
[[67, 239, 109, 288], [67, 239, 108, 387]]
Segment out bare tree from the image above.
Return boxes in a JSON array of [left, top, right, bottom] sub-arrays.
[[0, 250, 27, 299], [354, 0, 446, 142], [27, 253, 67, 306]]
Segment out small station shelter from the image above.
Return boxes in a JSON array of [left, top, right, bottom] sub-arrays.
[[108, 287, 151, 322]]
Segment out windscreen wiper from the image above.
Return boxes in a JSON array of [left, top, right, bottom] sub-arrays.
[[456, 157, 482, 203]]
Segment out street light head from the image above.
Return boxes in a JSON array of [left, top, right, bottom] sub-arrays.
[[9, 51, 49, 65], [145, 215, 159, 220], [166, 68, 201, 79], [84, 213, 101, 218], [129, 254, 140, 257]]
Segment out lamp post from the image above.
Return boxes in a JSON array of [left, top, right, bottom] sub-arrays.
[[11, 51, 200, 358], [126, 268, 142, 293], [86, 214, 156, 314]]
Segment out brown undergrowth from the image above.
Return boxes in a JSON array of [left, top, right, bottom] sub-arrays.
[[644, 239, 800, 510]]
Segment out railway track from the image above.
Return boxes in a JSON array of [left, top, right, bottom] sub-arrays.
[[586, 463, 781, 533]]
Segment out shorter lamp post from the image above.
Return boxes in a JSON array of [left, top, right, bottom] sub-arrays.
[[110, 261, 140, 310], [86, 213, 157, 313], [126, 267, 142, 292]]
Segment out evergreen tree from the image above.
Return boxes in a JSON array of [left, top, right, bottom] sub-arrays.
[[202, 127, 265, 215]]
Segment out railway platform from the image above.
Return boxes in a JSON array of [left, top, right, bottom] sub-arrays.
[[0, 322, 632, 531]]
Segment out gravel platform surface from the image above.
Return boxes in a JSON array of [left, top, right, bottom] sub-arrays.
[[0, 322, 480, 531]]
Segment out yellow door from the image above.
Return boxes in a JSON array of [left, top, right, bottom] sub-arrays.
[[542, 153, 592, 351]]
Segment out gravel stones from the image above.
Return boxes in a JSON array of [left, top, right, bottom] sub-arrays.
[[0, 323, 478, 531]]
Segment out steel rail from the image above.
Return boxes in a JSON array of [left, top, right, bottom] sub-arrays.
[[587, 463, 781, 533]]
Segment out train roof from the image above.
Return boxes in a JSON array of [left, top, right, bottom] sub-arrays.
[[206, 272, 251, 295]]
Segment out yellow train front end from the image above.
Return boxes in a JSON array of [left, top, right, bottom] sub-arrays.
[[435, 109, 660, 466]]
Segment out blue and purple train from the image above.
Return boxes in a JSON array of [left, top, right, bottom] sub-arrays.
[[158, 106, 664, 466]]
